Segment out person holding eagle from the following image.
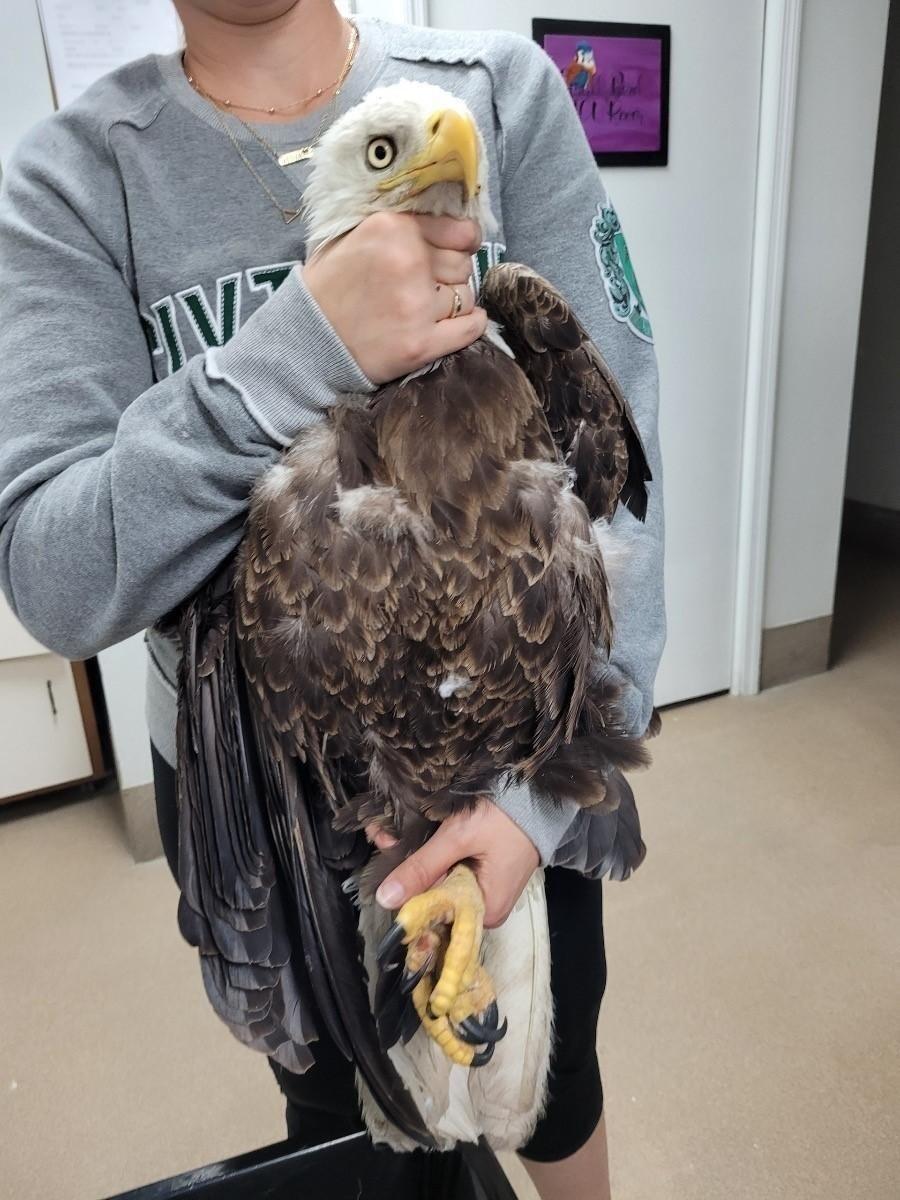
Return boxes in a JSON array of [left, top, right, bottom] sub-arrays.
[[0, 1, 665, 1196]]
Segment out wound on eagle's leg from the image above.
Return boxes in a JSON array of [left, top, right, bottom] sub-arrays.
[[376, 864, 507, 1067]]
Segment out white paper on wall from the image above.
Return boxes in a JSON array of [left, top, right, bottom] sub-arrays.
[[36, 0, 182, 108]]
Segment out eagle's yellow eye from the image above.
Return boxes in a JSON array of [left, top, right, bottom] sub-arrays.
[[366, 136, 397, 170]]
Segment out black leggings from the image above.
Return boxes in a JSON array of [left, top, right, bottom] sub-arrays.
[[151, 745, 606, 1164]]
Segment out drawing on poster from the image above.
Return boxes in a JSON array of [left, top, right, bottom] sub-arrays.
[[534, 20, 671, 167]]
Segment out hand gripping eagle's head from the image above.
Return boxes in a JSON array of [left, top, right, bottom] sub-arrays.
[[303, 80, 496, 252]]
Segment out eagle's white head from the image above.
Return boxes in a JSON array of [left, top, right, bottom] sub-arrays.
[[303, 80, 496, 253]]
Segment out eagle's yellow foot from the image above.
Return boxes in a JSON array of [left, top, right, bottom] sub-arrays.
[[410, 964, 506, 1067], [376, 864, 507, 1067]]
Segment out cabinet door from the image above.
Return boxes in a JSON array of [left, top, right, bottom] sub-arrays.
[[0, 654, 93, 801], [0, 589, 46, 660]]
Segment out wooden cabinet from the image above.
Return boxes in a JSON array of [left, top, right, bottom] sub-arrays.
[[0, 592, 105, 804]]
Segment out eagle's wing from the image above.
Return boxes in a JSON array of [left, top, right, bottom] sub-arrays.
[[175, 565, 315, 1075], [175, 564, 434, 1147], [481, 261, 652, 523]]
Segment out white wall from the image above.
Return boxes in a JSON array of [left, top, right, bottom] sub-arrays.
[[431, 0, 766, 704], [845, 1, 900, 513], [0, 0, 55, 167], [764, 0, 890, 630]]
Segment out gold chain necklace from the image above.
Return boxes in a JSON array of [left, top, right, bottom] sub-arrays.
[[210, 113, 307, 224], [185, 22, 358, 223], [233, 23, 357, 169], [184, 38, 351, 117]]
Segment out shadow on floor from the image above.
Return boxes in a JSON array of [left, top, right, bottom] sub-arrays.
[[830, 540, 899, 664]]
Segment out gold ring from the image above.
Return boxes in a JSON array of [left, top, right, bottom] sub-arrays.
[[449, 286, 463, 319]]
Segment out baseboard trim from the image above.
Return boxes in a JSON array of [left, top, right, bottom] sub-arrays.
[[760, 614, 833, 689], [843, 499, 900, 556], [115, 782, 164, 864]]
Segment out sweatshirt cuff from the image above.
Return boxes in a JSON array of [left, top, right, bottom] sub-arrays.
[[205, 268, 374, 447], [492, 774, 581, 866]]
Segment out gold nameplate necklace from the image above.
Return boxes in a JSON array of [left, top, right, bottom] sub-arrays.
[[184, 21, 359, 223]]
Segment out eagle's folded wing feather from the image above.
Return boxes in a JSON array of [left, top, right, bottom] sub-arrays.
[[177, 565, 434, 1146], [176, 565, 316, 1075], [481, 262, 652, 524]]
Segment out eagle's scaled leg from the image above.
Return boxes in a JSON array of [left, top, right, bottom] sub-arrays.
[[377, 864, 507, 1067]]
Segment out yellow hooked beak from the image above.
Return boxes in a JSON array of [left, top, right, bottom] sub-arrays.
[[378, 108, 480, 202]]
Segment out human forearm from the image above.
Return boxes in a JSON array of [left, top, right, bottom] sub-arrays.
[[0, 271, 372, 659]]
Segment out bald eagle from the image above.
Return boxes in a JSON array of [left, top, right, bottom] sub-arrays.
[[175, 80, 652, 1151]]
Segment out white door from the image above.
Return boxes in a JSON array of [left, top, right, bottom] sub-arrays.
[[428, 0, 765, 706]]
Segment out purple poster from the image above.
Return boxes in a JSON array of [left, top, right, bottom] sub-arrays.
[[533, 21, 671, 167]]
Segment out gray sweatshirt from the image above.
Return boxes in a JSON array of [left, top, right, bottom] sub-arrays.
[[0, 18, 665, 868]]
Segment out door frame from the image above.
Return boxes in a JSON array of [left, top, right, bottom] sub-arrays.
[[730, 0, 805, 694]]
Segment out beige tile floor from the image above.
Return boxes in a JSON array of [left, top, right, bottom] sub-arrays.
[[1, 545, 898, 1200]]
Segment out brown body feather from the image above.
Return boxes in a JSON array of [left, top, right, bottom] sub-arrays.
[[236, 265, 652, 853]]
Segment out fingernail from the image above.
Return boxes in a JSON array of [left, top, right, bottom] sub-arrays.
[[376, 880, 404, 909]]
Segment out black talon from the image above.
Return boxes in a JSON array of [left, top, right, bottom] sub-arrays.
[[400, 960, 431, 996], [376, 921, 406, 967], [471, 1042, 497, 1068], [458, 1012, 508, 1046]]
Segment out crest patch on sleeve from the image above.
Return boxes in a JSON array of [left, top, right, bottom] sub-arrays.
[[590, 203, 654, 344], [471, 240, 507, 296]]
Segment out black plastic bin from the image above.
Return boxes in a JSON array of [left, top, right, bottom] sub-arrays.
[[103, 1131, 518, 1200]]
